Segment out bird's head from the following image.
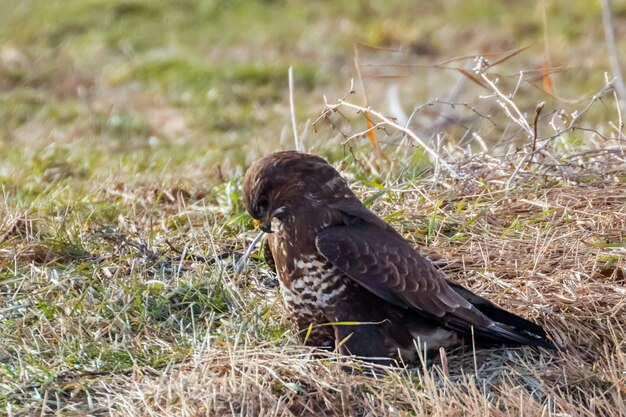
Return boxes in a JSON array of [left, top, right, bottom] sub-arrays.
[[242, 151, 354, 232]]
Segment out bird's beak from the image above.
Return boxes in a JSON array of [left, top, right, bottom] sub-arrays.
[[253, 218, 272, 233], [252, 206, 284, 233]]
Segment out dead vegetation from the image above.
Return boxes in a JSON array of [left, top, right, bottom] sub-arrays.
[[6, 158, 624, 416], [3, 78, 626, 414]]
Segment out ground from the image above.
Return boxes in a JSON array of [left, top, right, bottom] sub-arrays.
[[1, 1, 625, 416]]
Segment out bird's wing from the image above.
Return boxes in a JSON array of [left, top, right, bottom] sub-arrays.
[[316, 223, 488, 324], [316, 223, 554, 348]]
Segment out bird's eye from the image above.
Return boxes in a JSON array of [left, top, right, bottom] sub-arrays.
[[255, 197, 269, 217]]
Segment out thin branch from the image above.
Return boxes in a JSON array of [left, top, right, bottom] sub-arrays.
[[480, 72, 533, 137], [329, 99, 461, 179], [288, 66, 302, 152], [532, 102, 545, 152]]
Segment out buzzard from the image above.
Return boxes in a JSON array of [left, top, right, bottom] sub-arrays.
[[243, 151, 555, 363]]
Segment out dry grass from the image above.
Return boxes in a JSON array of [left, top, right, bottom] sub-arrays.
[[3, 137, 625, 416], [112, 155, 626, 416]]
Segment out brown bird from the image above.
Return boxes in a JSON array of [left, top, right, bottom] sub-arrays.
[[243, 151, 555, 364]]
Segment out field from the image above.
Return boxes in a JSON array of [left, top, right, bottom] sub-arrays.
[[1, 1, 625, 415]]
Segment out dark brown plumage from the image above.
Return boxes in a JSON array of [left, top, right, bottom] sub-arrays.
[[243, 151, 555, 364]]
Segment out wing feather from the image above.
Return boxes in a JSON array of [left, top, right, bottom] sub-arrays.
[[316, 223, 490, 328], [316, 223, 555, 348]]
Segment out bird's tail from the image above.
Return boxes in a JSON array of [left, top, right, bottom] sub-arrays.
[[446, 280, 557, 350]]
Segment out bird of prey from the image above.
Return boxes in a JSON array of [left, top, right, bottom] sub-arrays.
[[243, 151, 555, 364]]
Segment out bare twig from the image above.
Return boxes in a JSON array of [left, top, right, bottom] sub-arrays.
[[479, 71, 533, 137], [288, 66, 302, 152], [326, 99, 461, 179], [532, 102, 545, 152], [353, 43, 387, 160], [568, 80, 615, 128]]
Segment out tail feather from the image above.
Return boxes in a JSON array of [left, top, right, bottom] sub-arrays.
[[446, 279, 556, 350]]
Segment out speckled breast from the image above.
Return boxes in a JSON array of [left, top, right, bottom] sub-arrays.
[[266, 214, 352, 346], [279, 254, 351, 346]]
